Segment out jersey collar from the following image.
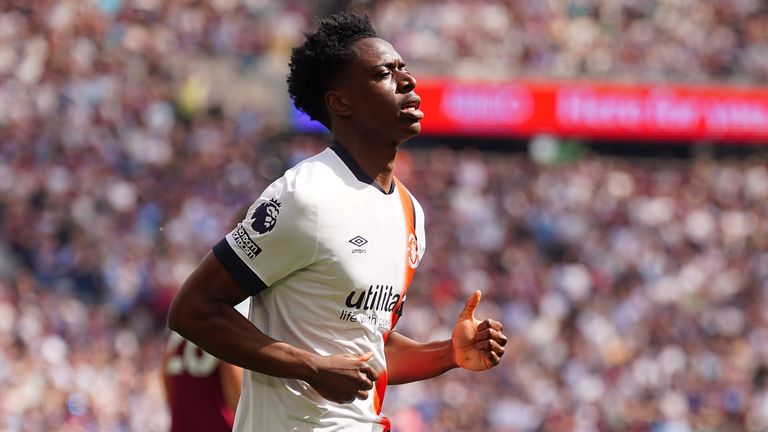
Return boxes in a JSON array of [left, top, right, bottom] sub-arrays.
[[330, 142, 395, 195]]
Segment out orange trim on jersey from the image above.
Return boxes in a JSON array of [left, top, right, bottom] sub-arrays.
[[378, 416, 392, 432], [390, 177, 417, 333], [374, 177, 418, 417], [372, 368, 388, 416]]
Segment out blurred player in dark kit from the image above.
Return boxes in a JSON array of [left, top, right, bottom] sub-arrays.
[[162, 207, 251, 432]]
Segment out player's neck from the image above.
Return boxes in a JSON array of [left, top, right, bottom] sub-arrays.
[[332, 135, 398, 192]]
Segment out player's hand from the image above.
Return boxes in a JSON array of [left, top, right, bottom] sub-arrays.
[[306, 352, 378, 404], [451, 290, 507, 371]]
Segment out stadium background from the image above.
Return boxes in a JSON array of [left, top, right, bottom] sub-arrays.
[[2, 1, 768, 431]]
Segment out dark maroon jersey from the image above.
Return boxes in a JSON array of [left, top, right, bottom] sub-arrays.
[[165, 332, 235, 432]]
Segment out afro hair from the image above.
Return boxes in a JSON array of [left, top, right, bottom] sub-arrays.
[[287, 13, 377, 129]]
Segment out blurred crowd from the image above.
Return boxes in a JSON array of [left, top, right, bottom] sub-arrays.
[[2, 0, 768, 431], [0, 1, 309, 429], [364, 0, 768, 83], [386, 149, 768, 432]]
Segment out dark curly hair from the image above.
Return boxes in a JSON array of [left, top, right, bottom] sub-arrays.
[[287, 13, 377, 129]]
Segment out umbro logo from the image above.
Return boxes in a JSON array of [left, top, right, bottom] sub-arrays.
[[349, 236, 368, 254]]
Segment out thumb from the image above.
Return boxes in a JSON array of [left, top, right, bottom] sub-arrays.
[[358, 352, 374, 362], [458, 290, 481, 321]]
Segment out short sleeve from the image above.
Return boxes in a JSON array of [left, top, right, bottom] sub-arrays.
[[213, 176, 318, 295]]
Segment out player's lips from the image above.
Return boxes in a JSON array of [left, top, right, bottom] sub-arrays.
[[400, 95, 424, 120]]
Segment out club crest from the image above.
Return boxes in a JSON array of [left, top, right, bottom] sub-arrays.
[[407, 233, 419, 269]]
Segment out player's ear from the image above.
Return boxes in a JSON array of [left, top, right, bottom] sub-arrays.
[[325, 90, 352, 118]]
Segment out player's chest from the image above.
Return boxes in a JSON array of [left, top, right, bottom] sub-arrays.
[[317, 194, 412, 286]]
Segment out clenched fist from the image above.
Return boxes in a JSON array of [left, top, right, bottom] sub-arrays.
[[306, 352, 379, 404]]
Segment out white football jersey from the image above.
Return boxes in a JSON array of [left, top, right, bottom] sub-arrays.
[[213, 144, 426, 432]]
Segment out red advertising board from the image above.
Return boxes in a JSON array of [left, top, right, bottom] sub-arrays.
[[416, 78, 768, 143]]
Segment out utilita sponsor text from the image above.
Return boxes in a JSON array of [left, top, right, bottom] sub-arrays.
[[338, 285, 403, 330]]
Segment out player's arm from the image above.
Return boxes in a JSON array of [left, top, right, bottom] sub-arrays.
[[160, 345, 172, 404], [167, 252, 377, 404], [385, 290, 507, 385], [384, 332, 456, 384], [219, 361, 243, 412]]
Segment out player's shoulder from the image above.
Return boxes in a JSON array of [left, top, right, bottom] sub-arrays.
[[276, 147, 348, 203], [284, 147, 339, 182], [247, 148, 343, 229]]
